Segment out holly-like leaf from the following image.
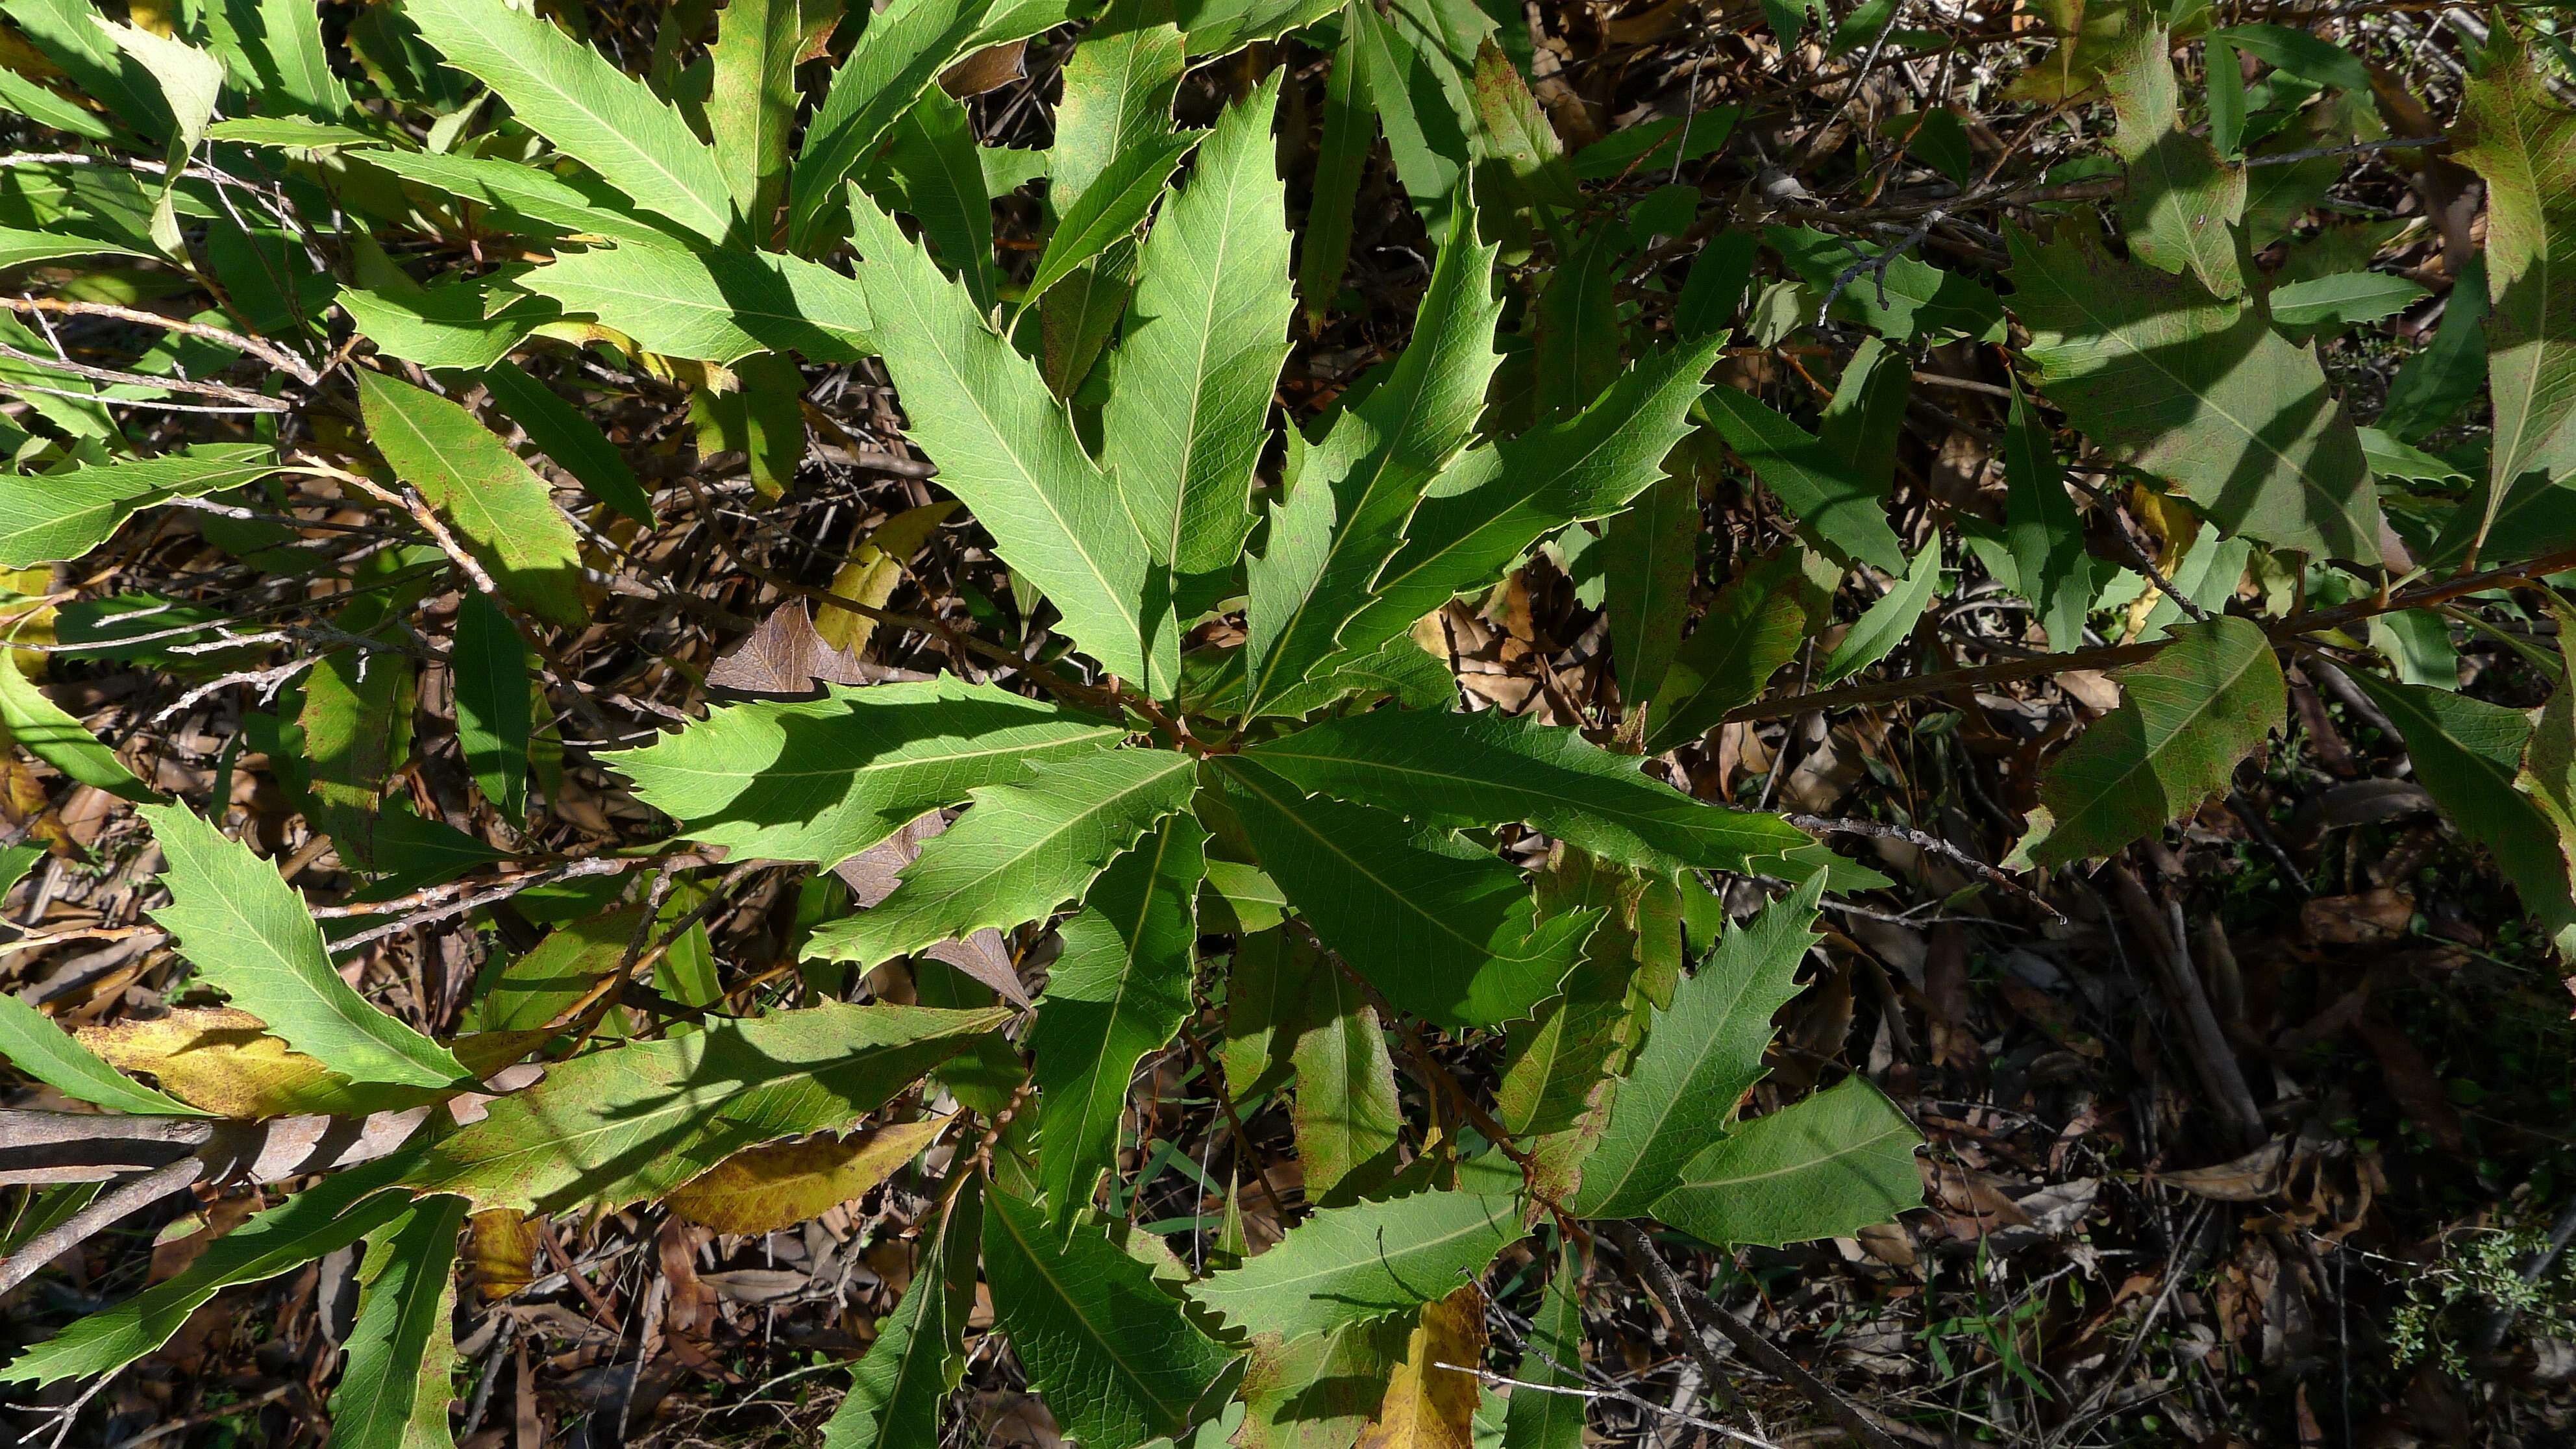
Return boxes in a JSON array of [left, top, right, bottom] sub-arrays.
[[356, 370, 589, 630], [329, 1196, 467, 1449], [1570, 876, 1822, 1219], [2030, 615, 2283, 867], [981, 1187, 1239, 1447], [800, 747, 1199, 967], [612, 678, 1124, 867], [143, 802, 467, 1089], [823, 1184, 982, 1449], [1031, 814, 1206, 1224], [1648, 1077, 1924, 1248], [401, 1002, 1006, 1211], [517, 240, 874, 365], [1242, 709, 1808, 875], [1187, 1182, 1525, 1343]]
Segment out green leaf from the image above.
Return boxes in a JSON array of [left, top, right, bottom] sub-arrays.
[[849, 186, 1174, 691], [801, 747, 1200, 967], [2031, 615, 2283, 868], [1699, 386, 1907, 573], [1818, 542, 1940, 684], [1242, 710, 1808, 875], [1337, 337, 1727, 666], [2455, 31, 2576, 538], [1644, 547, 1835, 752], [355, 149, 681, 247], [2101, 14, 2246, 300], [338, 276, 554, 371], [707, 0, 800, 224], [1285, 931, 1402, 1200], [1103, 72, 1292, 574], [356, 370, 590, 630], [300, 608, 416, 867], [1246, 204, 1502, 712], [0, 660, 162, 803], [2357, 670, 2576, 952], [1569, 876, 1821, 1219], [0, 443, 276, 568], [2208, 23, 2373, 93], [789, 0, 1073, 253], [330, 1196, 467, 1449], [519, 239, 874, 365], [0, 227, 151, 271], [142, 802, 468, 1089], [1, 1152, 419, 1386], [1604, 469, 1698, 706], [222, 0, 352, 119], [404, 1002, 1006, 1211], [472, 908, 639, 1034], [1501, 1248, 1586, 1449], [477, 360, 656, 524], [1215, 758, 1591, 1030], [2379, 256, 2487, 443], [1186, 1182, 1526, 1343], [1468, 36, 1578, 213], [1296, 25, 1370, 322], [0, 991, 213, 1116], [615, 679, 1121, 867], [1026, 132, 1197, 310], [404, 0, 736, 242], [96, 19, 221, 177], [2269, 270, 2429, 332], [1032, 814, 1207, 1224], [1235, 1316, 1414, 1449], [2008, 223, 2383, 563], [0, 0, 171, 141], [1647, 1076, 1924, 1247], [877, 88, 1000, 314], [823, 1185, 980, 1449], [2004, 381, 2092, 652], [981, 1187, 1239, 1446], [1763, 225, 2006, 342], [452, 591, 531, 822]]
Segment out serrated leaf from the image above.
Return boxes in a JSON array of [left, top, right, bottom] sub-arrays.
[[2030, 615, 2281, 867], [2455, 30, 2576, 542], [1104, 72, 1292, 573], [1700, 385, 1907, 574], [823, 1184, 980, 1449], [1287, 934, 1402, 1200], [1246, 203, 1501, 713], [1648, 1076, 1923, 1247], [2005, 380, 2092, 652], [1188, 1182, 1524, 1344], [1217, 758, 1591, 1030], [2099, 10, 2245, 299], [1817, 542, 1940, 684], [223, 0, 352, 119], [790, 0, 1073, 253], [340, 276, 554, 371], [981, 1187, 1238, 1447], [849, 186, 1174, 690], [612, 678, 1123, 867], [355, 149, 681, 247], [1, 1152, 419, 1386], [2008, 223, 2383, 563], [2269, 270, 2429, 331], [0, 991, 212, 1116], [1032, 813, 1206, 1224], [1025, 132, 1196, 308], [330, 1196, 467, 1449], [1357, 1285, 1484, 1449], [1242, 710, 1808, 876], [2357, 669, 2576, 953], [402, 1001, 1004, 1212], [1569, 876, 1822, 1219], [0, 443, 275, 569], [0, 0, 172, 141], [1236, 1315, 1416, 1449], [142, 802, 466, 1089], [404, 0, 736, 242], [668, 1117, 948, 1233], [0, 660, 160, 803], [519, 239, 873, 365], [800, 747, 1198, 967], [707, 0, 800, 223], [356, 370, 589, 630], [1644, 546, 1835, 752], [876, 88, 999, 313], [0, 227, 151, 271]]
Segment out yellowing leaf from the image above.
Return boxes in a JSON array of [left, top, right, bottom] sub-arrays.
[[667, 1116, 948, 1233], [76, 1008, 530, 1119], [813, 501, 957, 652], [1356, 1285, 1485, 1449]]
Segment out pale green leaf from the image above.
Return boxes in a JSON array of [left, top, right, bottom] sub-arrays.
[[518, 238, 873, 365], [2031, 615, 2284, 867], [0, 226, 151, 271], [982, 1187, 1238, 1446], [338, 277, 553, 371], [707, 0, 800, 223], [1102, 72, 1292, 573], [142, 802, 467, 1089], [849, 186, 1172, 689], [1242, 709, 1809, 875], [2009, 223, 2383, 563], [1648, 1077, 1924, 1247], [2269, 270, 2429, 331], [1569, 877, 1821, 1219], [800, 747, 1199, 967], [1818, 543, 1940, 684], [402, 1002, 1006, 1211], [0, 658, 154, 803], [356, 369, 589, 630], [1024, 133, 1196, 309], [1032, 814, 1206, 1224], [1187, 1182, 1526, 1343], [877, 88, 999, 313], [0, 991, 213, 1116], [355, 149, 680, 247], [404, 0, 736, 242], [330, 1196, 467, 1449], [1286, 932, 1402, 1200]]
